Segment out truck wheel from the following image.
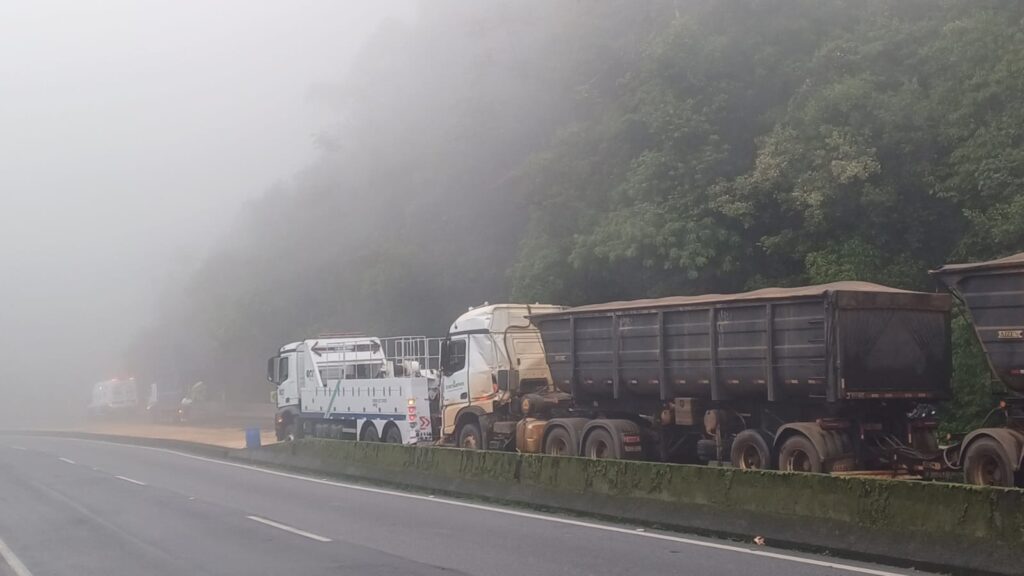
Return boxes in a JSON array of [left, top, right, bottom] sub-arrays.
[[282, 422, 297, 442], [458, 421, 483, 450], [383, 423, 403, 444], [778, 435, 822, 474], [544, 427, 577, 456], [963, 438, 1015, 487], [584, 428, 619, 459], [361, 423, 380, 442], [731, 430, 772, 470]]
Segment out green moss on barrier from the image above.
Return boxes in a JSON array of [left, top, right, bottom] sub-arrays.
[[260, 439, 1024, 548], [517, 451, 1024, 546], [273, 439, 520, 483]]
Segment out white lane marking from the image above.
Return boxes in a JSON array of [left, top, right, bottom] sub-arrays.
[[57, 457, 75, 465], [50, 437, 912, 576], [246, 516, 332, 542], [9, 446, 27, 451], [0, 535, 34, 576], [114, 475, 147, 486]]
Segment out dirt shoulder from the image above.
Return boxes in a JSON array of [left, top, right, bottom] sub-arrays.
[[65, 422, 278, 449]]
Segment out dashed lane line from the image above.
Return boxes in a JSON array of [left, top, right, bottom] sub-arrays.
[[246, 516, 332, 542], [0, 536, 34, 576]]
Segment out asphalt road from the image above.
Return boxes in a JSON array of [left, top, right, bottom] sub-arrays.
[[0, 436, 938, 576]]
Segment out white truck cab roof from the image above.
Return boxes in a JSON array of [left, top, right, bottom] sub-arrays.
[[278, 341, 303, 354], [449, 303, 565, 335]]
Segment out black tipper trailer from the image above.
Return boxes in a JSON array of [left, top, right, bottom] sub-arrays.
[[533, 282, 951, 408], [932, 252, 1024, 394], [932, 252, 1024, 486], [530, 282, 952, 473]]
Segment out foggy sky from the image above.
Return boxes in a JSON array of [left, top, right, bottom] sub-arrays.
[[0, 0, 412, 423]]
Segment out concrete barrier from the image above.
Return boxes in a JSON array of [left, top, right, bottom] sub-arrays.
[[231, 439, 1024, 575]]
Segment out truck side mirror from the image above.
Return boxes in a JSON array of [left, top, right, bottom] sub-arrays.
[[267, 357, 277, 384]]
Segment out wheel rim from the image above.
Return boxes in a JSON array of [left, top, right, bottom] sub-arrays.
[[461, 433, 478, 449], [588, 438, 610, 459], [739, 444, 762, 469], [786, 449, 811, 472], [971, 455, 1004, 486], [548, 437, 568, 455]]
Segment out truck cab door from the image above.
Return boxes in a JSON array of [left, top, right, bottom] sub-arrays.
[[277, 353, 297, 409], [440, 335, 469, 436]]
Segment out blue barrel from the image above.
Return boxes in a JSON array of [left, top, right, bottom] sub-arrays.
[[245, 427, 261, 449]]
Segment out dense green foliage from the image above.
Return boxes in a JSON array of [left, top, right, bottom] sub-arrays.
[[130, 0, 1024, 423]]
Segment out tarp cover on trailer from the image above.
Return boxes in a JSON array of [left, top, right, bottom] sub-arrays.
[[534, 281, 928, 316], [930, 251, 1024, 275]]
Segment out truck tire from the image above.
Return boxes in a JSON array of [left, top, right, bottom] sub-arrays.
[[383, 423, 403, 444], [544, 426, 577, 456], [583, 427, 619, 459], [457, 421, 483, 450], [963, 437, 1015, 487], [282, 422, 297, 442], [361, 423, 380, 442], [778, 435, 822, 473], [730, 430, 772, 470]]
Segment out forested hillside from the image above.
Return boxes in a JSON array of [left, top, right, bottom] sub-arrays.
[[128, 0, 1024, 430]]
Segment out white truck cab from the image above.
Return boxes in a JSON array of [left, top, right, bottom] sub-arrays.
[[439, 303, 564, 448]]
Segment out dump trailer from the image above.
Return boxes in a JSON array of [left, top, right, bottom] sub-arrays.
[[518, 282, 952, 473], [932, 252, 1024, 487]]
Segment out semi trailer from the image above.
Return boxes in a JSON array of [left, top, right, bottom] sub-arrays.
[[444, 283, 953, 477], [439, 253, 1024, 486]]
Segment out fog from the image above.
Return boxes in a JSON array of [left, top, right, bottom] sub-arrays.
[[0, 0, 412, 425], [5, 1, 1015, 431], [0, 1, 675, 426]]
